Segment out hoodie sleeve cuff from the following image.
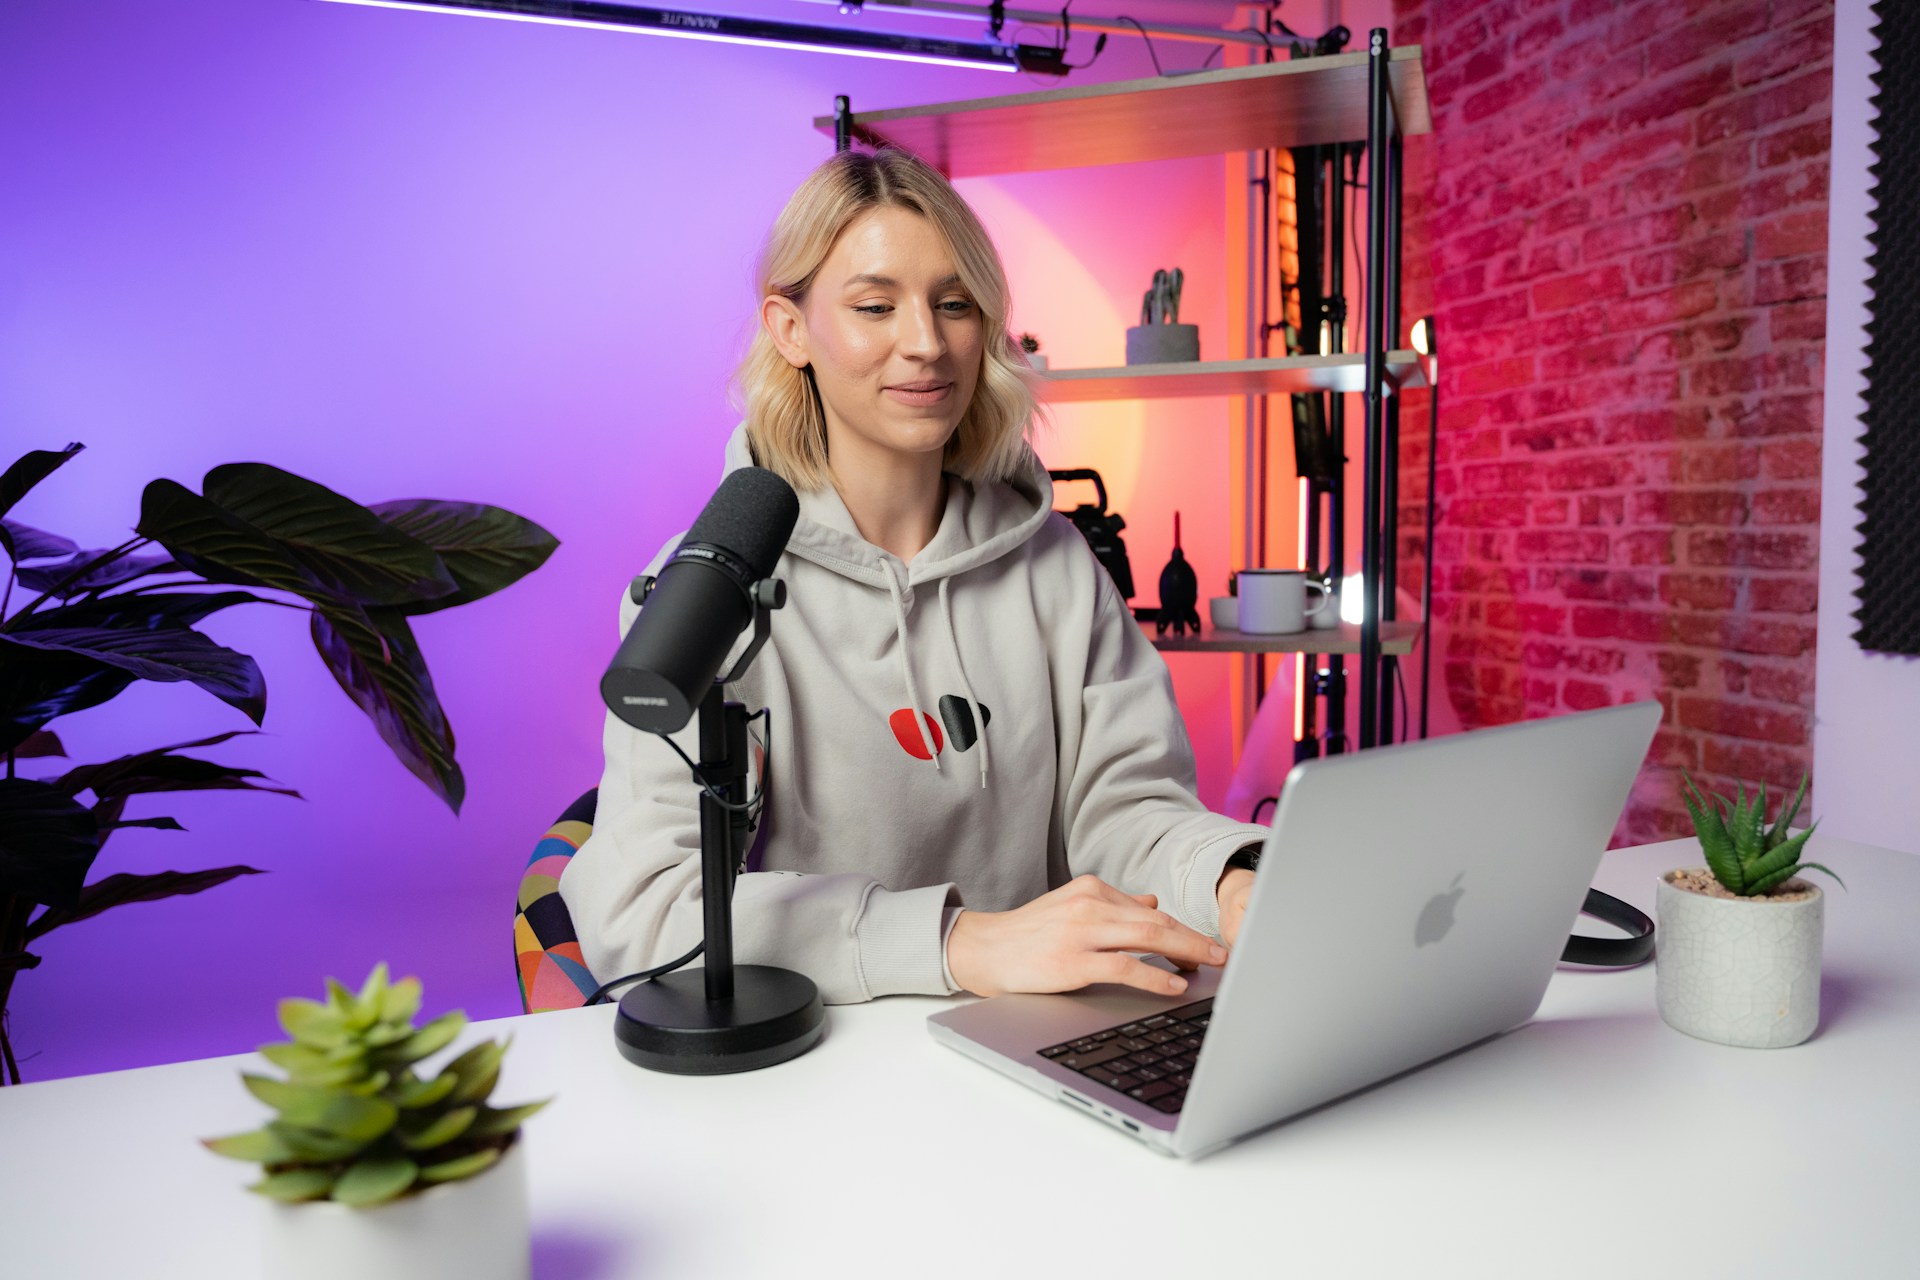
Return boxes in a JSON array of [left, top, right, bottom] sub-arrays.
[[854, 882, 961, 999], [1178, 832, 1266, 940], [940, 907, 965, 995]]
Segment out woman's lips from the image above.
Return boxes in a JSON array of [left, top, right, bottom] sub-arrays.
[[884, 382, 952, 405]]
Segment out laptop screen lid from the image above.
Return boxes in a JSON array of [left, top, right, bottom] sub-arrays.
[[1172, 700, 1660, 1157]]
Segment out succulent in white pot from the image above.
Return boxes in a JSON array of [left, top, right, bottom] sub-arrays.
[[203, 965, 548, 1280], [1657, 773, 1843, 1049]]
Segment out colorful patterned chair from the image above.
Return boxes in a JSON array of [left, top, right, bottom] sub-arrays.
[[513, 790, 600, 1013]]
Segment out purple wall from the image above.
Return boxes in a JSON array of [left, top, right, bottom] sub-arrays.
[[1, 0, 1250, 1079]]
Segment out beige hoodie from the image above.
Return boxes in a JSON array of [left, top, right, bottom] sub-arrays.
[[560, 424, 1271, 1002]]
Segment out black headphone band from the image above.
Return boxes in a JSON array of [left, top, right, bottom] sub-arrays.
[[1561, 888, 1655, 968]]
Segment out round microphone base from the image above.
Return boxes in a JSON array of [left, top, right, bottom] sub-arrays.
[[613, 965, 825, 1075]]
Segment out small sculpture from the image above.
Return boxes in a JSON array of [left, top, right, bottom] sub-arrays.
[[1156, 512, 1201, 637], [1125, 267, 1199, 366]]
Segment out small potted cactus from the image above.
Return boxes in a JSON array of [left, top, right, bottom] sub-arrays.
[[1018, 331, 1048, 370], [1657, 772, 1843, 1049], [203, 964, 547, 1280]]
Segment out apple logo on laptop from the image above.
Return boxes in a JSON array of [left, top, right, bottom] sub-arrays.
[[1415, 874, 1465, 947]]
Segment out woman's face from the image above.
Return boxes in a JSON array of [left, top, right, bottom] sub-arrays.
[[766, 206, 984, 473]]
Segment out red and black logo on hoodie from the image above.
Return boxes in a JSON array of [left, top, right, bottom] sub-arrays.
[[888, 695, 991, 760]]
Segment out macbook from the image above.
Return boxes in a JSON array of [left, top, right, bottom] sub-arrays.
[[927, 701, 1662, 1158]]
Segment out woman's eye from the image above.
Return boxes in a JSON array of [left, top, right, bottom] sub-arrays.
[[853, 305, 891, 315], [941, 299, 975, 313]]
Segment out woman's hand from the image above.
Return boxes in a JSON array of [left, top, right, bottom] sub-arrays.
[[946, 874, 1227, 999], [1216, 867, 1256, 950]]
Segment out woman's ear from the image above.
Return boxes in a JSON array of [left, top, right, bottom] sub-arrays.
[[762, 295, 810, 370]]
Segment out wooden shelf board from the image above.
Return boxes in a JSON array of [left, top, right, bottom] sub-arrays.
[[811, 48, 1430, 178], [1035, 351, 1425, 403], [1146, 619, 1422, 655]]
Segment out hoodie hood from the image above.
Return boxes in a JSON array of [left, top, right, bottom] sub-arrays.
[[719, 422, 1054, 589]]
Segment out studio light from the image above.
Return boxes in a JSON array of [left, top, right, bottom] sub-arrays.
[[1410, 314, 1434, 358], [313, 0, 1067, 73]]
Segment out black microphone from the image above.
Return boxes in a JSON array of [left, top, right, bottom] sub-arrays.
[[601, 466, 800, 735]]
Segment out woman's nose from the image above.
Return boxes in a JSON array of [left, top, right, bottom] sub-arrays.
[[897, 303, 947, 357]]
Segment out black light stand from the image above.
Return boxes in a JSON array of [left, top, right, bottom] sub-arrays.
[[1414, 316, 1439, 739], [613, 580, 826, 1075]]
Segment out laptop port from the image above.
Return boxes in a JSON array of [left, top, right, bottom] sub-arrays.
[[1062, 1090, 1092, 1108], [1120, 1118, 1141, 1133]]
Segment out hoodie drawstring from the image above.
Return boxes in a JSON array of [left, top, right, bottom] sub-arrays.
[[880, 560, 940, 773], [938, 576, 989, 790]]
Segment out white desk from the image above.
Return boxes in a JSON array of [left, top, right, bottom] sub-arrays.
[[4, 837, 1917, 1279]]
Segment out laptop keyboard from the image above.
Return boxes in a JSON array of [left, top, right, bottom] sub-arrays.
[[1037, 999, 1213, 1114]]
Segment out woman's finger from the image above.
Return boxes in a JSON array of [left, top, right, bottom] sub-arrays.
[[1090, 919, 1226, 970], [1086, 950, 1190, 996]]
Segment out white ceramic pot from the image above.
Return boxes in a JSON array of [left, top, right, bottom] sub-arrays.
[[1655, 871, 1824, 1048], [261, 1138, 530, 1280]]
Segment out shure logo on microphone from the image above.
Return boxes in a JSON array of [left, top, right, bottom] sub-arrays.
[[662, 12, 722, 29], [622, 696, 671, 707]]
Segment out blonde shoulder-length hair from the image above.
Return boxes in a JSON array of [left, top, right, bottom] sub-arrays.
[[730, 147, 1046, 491]]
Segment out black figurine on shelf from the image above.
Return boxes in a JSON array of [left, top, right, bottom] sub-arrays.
[[1156, 512, 1201, 637]]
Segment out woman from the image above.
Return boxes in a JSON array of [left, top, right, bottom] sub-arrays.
[[561, 148, 1266, 1004]]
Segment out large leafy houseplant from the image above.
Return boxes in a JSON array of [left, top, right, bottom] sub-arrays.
[[0, 444, 558, 1083]]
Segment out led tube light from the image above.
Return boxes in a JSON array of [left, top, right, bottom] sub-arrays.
[[313, 0, 1034, 71]]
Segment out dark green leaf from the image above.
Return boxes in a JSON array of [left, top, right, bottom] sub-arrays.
[[1682, 774, 1743, 895], [244, 1075, 398, 1142], [418, 1148, 500, 1185], [393, 1072, 459, 1109], [0, 658, 135, 755], [0, 628, 265, 725], [97, 815, 185, 832], [0, 444, 82, 522], [400, 1105, 476, 1152], [0, 520, 77, 563], [1730, 782, 1764, 864], [444, 1037, 507, 1105], [14, 729, 65, 758], [249, 1169, 336, 1203], [202, 1128, 296, 1164], [470, 1099, 549, 1138], [56, 743, 300, 804], [15, 551, 176, 598], [0, 594, 266, 753], [201, 464, 457, 608], [332, 1157, 419, 1207], [0, 777, 100, 908], [136, 478, 345, 602], [1791, 861, 1845, 890], [309, 604, 463, 812], [10, 588, 267, 636], [258, 1042, 365, 1088], [1744, 825, 1815, 891], [367, 499, 558, 616], [265, 1121, 368, 1163], [1767, 772, 1811, 849], [395, 1011, 467, 1063]]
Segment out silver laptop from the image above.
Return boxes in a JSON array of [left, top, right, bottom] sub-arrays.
[[928, 701, 1661, 1159]]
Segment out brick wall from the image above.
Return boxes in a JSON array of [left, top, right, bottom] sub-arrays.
[[1389, 0, 1833, 841]]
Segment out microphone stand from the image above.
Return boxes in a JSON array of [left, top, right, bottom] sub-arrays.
[[613, 578, 826, 1074]]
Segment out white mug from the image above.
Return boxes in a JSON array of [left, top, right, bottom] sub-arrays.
[[1237, 569, 1331, 634]]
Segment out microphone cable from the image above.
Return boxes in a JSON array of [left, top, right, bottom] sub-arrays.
[[587, 706, 776, 1004]]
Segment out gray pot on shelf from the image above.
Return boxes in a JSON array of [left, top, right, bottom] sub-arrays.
[[1125, 323, 1199, 365], [1654, 870, 1824, 1048]]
